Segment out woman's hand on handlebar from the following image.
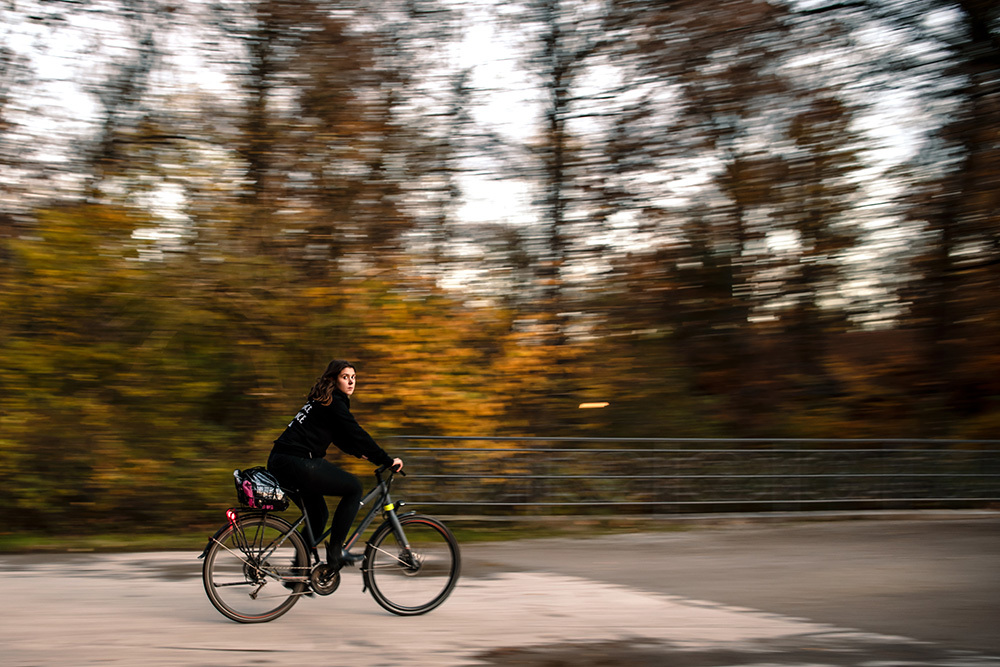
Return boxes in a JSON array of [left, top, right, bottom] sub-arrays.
[[375, 458, 405, 477]]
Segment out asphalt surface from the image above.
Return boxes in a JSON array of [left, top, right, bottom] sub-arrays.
[[461, 514, 1000, 656], [0, 513, 997, 666]]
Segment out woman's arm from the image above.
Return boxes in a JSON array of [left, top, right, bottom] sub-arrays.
[[329, 396, 394, 467]]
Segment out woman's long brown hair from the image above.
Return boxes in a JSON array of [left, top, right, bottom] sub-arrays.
[[307, 360, 355, 405]]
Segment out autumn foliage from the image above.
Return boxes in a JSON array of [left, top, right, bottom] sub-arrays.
[[1, 0, 998, 533]]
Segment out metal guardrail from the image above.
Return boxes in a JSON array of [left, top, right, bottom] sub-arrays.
[[387, 436, 1000, 518]]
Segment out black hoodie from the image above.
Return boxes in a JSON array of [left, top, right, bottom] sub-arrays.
[[272, 390, 393, 467]]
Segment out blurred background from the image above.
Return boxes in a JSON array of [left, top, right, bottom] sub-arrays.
[[1, 0, 998, 536]]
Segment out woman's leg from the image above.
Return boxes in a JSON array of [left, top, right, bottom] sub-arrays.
[[315, 461, 364, 554], [267, 453, 330, 543], [268, 454, 363, 559]]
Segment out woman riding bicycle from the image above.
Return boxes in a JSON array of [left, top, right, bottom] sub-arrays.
[[268, 360, 403, 570]]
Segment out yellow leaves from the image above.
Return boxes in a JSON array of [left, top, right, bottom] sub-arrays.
[[7, 206, 151, 302], [300, 285, 341, 305], [321, 278, 519, 437]]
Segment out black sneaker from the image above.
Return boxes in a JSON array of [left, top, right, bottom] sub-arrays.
[[326, 543, 363, 569]]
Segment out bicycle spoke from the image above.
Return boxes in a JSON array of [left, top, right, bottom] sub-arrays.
[[363, 515, 460, 615], [202, 514, 308, 623]]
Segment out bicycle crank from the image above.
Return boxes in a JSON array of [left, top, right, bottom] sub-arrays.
[[310, 564, 341, 596]]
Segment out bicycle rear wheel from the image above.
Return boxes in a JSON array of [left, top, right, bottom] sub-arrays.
[[363, 514, 460, 615], [202, 512, 309, 623]]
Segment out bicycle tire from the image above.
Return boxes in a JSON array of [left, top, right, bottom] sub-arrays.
[[363, 514, 460, 616], [202, 512, 309, 623]]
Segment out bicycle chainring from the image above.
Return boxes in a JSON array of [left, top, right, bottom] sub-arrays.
[[310, 563, 341, 596]]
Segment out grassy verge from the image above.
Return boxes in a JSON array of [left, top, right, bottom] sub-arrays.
[[0, 533, 211, 553], [0, 517, 689, 553]]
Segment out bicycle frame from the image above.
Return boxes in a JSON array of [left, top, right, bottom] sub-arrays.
[[268, 467, 409, 566], [199, 467, 411, 584]]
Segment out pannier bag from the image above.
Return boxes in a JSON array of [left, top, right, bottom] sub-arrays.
[[234, 467, 290, 511]]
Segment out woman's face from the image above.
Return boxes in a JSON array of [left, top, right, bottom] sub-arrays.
[[336, 367, 356, 396]]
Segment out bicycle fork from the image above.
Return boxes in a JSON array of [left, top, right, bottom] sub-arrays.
[[360, 507, 417, 593]]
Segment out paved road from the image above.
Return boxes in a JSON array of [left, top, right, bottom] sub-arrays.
[[462, 515, 1000, 655], [465, 514, 1000, 663], [0, 515, 997, 666]]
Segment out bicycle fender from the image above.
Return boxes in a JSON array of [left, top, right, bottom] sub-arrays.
[[197, 508, 275, 559], [197, 523, 229, 559]]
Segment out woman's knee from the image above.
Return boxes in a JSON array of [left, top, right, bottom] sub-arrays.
[[319, 462, 362, 496], [342, 473, 363, 500]]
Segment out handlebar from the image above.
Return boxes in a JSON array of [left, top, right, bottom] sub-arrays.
[[375, 464, 406, 478]]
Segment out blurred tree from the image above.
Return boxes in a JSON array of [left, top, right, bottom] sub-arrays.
[[205, 0, 350, 257], [800, 0, 1000, 428], [774, 95, 863, 381], [896, 0, 1000, 425], [202, 0, 462, 271], [84, 0, 171, 201], [664, 0, 798, 408], [0, 35, 23, 245], [500, 0, 613, 318], [587, 0, 887, 433]]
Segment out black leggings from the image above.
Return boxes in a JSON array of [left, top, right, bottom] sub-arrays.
[[267, 452, 363, 554]]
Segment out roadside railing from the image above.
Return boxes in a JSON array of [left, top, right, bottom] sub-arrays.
[[387, 436, 1000, 519]]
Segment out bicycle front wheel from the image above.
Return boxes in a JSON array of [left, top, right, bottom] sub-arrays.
[[202, 512, 309, 623], [363, 514, 460, 615]]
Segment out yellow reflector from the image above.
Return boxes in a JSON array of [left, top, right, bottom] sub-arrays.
[[578, 402, 609, 409], [384, 503, 395, 511]]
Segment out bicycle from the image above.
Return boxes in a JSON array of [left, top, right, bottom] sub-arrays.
[[199, 465, 461, 623]]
